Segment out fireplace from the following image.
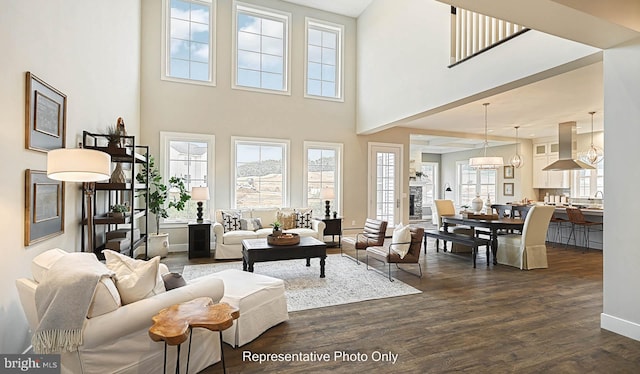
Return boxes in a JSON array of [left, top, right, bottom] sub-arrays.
[[409, 186, 422, 220]]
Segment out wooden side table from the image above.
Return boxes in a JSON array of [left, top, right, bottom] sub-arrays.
[[316, 217, 342, 247], [149, 297, 240, 374]]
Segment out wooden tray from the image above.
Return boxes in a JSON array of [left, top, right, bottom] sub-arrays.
[[267, 233, 300, 246], [462, 212, 499, 220]]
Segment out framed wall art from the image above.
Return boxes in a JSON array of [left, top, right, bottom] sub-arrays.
[[25, 169, 65, 246], [504, 165, 514, 179], [25, 72, 67, 152], [504, 182, 514, 196]]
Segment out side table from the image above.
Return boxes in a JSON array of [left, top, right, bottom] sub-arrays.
[[188, 222, 211, 259], [316, 217, 342, 248], [149, 297, 240, 374]]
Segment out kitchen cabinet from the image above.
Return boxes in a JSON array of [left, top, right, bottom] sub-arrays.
[[532, 143, 570, 188]]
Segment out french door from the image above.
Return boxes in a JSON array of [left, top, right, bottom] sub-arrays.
[[368, 143, 403, 226]]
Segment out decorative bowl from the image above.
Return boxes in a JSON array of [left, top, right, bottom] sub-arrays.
[[267, 233, 300, 246]]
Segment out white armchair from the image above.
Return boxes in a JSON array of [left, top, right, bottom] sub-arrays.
[[497, 205, 555, 269]]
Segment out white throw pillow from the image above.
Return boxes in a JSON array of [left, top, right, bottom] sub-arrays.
[[391, 223, 412, 259], [103, 250, 165, 304]]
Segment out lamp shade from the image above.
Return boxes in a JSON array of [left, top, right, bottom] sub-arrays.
[[320, 187, 335, 200], [191, 186, 210, 201], [469, 156, 504, 169], [47, 148, 111, 182]]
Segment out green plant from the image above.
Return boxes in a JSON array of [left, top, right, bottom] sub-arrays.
[[272, 221, 282, 231], [136, 154, 190, 234], [110, 203, 129, 213], [104, 125, 121, 145]]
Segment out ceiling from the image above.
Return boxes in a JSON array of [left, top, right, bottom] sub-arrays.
[[282, 0, 609, 154]]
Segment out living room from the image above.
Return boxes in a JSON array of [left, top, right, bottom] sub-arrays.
[[2, 0, 640, 372]]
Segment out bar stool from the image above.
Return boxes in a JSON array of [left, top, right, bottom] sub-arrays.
[[565, 208, 602, 250], [547, 214, 568, 246]]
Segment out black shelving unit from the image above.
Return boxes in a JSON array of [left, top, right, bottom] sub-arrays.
[[81, 131, 149, 259]]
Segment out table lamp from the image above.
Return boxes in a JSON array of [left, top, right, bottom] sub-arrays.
[[47, 148, 111, 252], [320, 186, 335, 218], [191, 186, 210, 223]]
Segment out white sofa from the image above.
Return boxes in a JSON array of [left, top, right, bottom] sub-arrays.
[[16, 248, 224, 374], [213, 208, 326, 259]]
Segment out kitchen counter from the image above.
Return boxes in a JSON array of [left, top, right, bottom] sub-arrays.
[[553, 206, 604, 216], [549, 206, 603, 250]]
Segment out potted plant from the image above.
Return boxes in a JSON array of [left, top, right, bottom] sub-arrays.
[[109, 203, 129, 218], [272, 221, 282, 237], [136, 154, 190, 257]]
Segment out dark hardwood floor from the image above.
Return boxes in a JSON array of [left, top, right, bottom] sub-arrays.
[[162, 241, 640, 373]]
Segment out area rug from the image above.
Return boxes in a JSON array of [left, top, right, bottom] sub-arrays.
[[181, 254, 421, 312]]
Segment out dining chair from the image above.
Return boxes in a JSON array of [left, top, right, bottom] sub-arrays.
[[565, 208, 602, 251], [433, 200, 473, 252], [496, 205, 555, 270]]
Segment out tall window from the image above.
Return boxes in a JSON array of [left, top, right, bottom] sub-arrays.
[[304, 142, 343, 215], [233, 2, 290, 93], [162, 0, 216, 84], [160, 132, 215, 223], [233, 138, 289, 208], [305, 18, 343, 100], [457, 162, 497, 206], [574, 162, 604, 198]]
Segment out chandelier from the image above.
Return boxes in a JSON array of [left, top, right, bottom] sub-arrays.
[[469, 103, 504, 169]]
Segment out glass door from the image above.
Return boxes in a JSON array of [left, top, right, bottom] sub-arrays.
[[368, 143, 402, 226]]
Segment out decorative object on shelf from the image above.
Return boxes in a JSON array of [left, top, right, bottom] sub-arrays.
[[191, 186, 210, 223], [320, 186, 335, 218], [504, 165, 514, 179], [333, 211, 338, 219], [469, 103, 504, 169], [110, 162, 126, 183], [510, 125, 524, 168], [109, 203, 129, 218], [136, 154, 190, 257], [267, 233, 300, 246], [272, 221, 282, 237], [25, 72, 67, 152], [47, 148, 111, 252], [24, 169, 65, 245], [116, 117, 127, 148], [586, 111, 603, 165], [471, 195, 483, 213], [104, 124, 123, 150], [504, 182, 514, 196]]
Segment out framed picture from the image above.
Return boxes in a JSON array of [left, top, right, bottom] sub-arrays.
[[25, 72, 67, 152], [25, 169, 65, 246], [504, 182, 514, 196], [504, 165, 514, 179]]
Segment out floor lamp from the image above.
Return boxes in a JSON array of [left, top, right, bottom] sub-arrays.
[[47, 148, 111, 252]]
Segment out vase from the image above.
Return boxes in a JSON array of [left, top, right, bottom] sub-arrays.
[[111, 163, 126, 183], [471, 195, 483, 213], [485, 194, 492, 212], [273, 229, 282, 237]]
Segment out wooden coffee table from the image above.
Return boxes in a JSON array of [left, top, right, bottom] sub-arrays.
[[242, 236, 327, 278]]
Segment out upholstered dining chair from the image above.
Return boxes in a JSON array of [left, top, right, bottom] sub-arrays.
[[496, 205, 555, 270], [434, 199, 473, 252], [366, 226, 425, 281], [341, 218, 388, 264]]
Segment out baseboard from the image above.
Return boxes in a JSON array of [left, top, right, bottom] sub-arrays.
[[601, 313, 640, 341]]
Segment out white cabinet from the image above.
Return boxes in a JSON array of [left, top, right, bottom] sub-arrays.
[[532, 143, 569, 188]]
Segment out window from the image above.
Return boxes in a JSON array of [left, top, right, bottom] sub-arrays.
[[457, 162, 497, 206], [304, 142, 343, 215], [574, 162, 604, 198], [162, 0, 216, 84], [233, 137, 289, 208], [233, 2, 290, 93], [305, 18, 344, 100], [160, 132, 215, 224]]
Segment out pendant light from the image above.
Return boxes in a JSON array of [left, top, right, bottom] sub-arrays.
[[469, 103, 504, 169], [586, 111, 603, 164], [510, 125, 523, 168]]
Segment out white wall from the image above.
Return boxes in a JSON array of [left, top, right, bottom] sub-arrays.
[[0, 0, 141, 353], [356, 0, 601, 134], [601, 37, 640, 340]]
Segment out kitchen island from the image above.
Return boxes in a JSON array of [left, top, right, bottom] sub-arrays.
[[550, 206, 603, 250]]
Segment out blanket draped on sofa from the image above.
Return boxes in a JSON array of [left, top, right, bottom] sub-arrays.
[[33, 252, 114, 353]]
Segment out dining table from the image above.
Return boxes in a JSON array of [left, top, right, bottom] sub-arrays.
[[441, 214, 525, 265]]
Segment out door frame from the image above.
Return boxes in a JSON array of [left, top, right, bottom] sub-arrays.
[[367, 142, 404, 226]]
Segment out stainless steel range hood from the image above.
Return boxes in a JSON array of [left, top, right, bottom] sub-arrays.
[[543, 121, 595, 171]]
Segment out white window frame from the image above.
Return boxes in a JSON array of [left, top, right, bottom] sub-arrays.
[[304, 17, 344, 102], [159, 132, 215, 227], [231, 137, 290, 208], [572, 162, 604, 198], [303, 141, 343, 214], [232, 1, 291, 95], [161, 0, 217, 86], [456, 161, 497, 206]]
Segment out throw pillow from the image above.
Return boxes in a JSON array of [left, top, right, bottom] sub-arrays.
[[239, 217, 263, 231], [221, 210, 241, 232], [103, 250, 165, 304], [162, 272, 187, 290], [277, 211, 298, 230], [391, 223, 412, 259], [296, 208, 313, 229]]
